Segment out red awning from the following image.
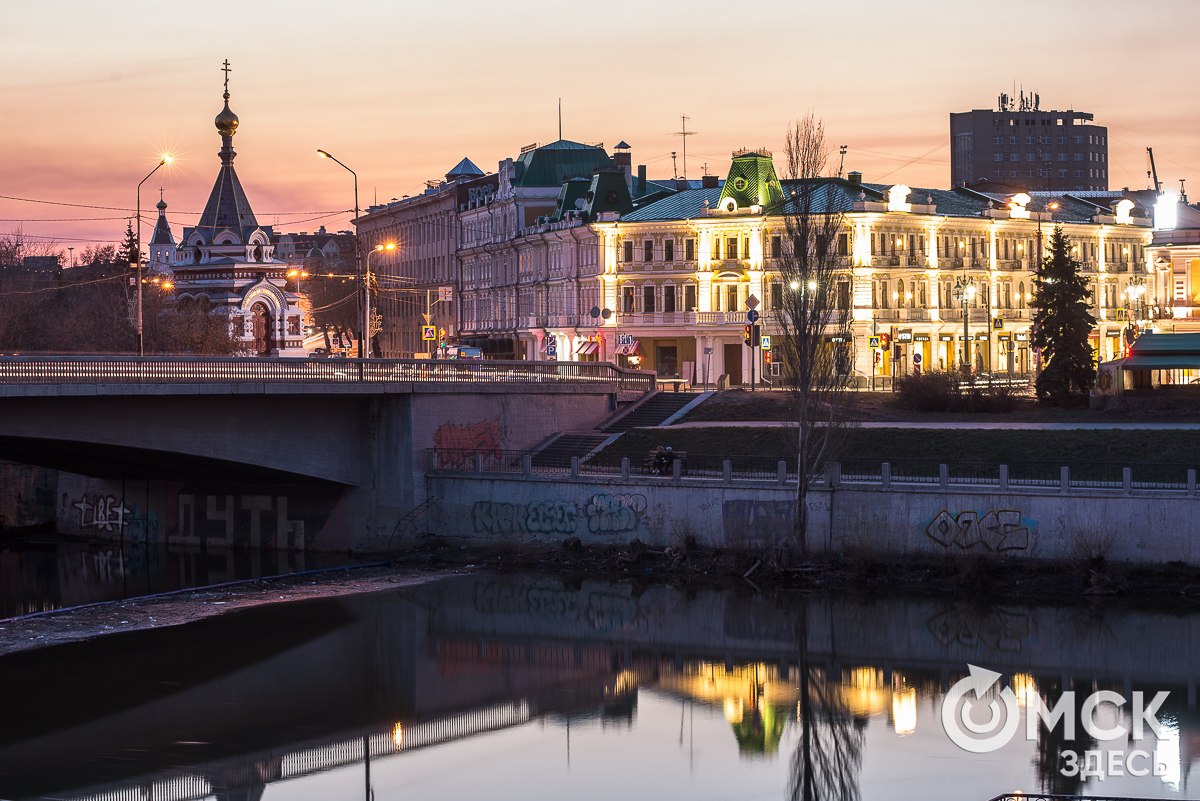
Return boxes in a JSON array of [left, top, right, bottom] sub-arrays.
[[574, 341, 599, 356], [615, 340, 641, 356]]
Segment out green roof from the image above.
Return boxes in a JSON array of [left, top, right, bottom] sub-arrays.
[[717, 150, 783, 211], [1128, 333, 1200, 355], [515, 140, 612, 187], [1122, 354, 1200, 370]]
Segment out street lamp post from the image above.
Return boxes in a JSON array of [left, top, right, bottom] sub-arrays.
[[134, 155, 173, 357], [953, 275, 976, 377], [1124, 275, 1146, 353], [365, 242, 395, 355], [316, 149, 364, 359]]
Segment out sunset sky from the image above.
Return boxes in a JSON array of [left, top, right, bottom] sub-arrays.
[[3, 0, 1197, 254]]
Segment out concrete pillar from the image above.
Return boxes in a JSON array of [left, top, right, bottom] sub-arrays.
[[570, 456, 581, 477], [777, 460, 788, 485], [723, 459, 733, 485], [1123, 466, 1133, 494], [1060, 465, 1070, 493], [939, 463, 949, 489], [999, 464, 1008, 491], [1189, 469, 1196, 497], [881, 462, 891, 489], [621, 457, 630, 479]]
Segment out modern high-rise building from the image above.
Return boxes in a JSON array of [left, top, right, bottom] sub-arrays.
[[951, 92, 1109, 192]]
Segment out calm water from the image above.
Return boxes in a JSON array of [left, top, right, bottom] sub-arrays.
[[1, 571, 1197, 801]]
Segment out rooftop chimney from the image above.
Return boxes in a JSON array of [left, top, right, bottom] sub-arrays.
[[847, 171, 862, 185], [637, 164, 647, 195], [702, 174, 719, 189]]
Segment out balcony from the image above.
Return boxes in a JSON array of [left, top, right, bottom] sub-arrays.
[[691, 311, 768, 325]]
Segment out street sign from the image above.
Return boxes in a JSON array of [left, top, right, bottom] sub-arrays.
[[913, 352, 922, 365], [703, 347, 713, 355], [745, 294, 760, 311], [546, 344, 557, 356], [421, 325, 436, 340], [617, 333, 634, 346], [868, 335, 881, 349], [993, 317, 1004, 330], [760, 335, 771, 351], [1115, 308, 1127, 322], [438, 286, 453, 303], [746, 309, 760, 323]]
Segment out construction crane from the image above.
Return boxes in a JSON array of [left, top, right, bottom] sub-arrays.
[[1147, 147, 1162, 193]]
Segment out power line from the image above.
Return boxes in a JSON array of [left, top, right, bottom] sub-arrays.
[[0, 192, 349, 217]]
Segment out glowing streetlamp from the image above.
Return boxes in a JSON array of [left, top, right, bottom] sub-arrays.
[[953, 275, 976, 376], [365, 242, 396, 354], [316, 148, 364, 358], [135, 154, 173, 356]]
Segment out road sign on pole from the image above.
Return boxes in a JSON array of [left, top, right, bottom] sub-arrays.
[[760, 335, 771, 350], [746, 309, 760, 323], [421, 325, 436, 340], [869, 335, 881, 349]]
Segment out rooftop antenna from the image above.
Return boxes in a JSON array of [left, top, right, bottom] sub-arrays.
[[837, 145, 848, 179], [558, 98, 562, 141], [670, 151, 678, 180], [671, 114, 697, 180], [1181, 178, 1188, 204]]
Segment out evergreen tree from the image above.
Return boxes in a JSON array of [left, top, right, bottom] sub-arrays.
[[120, 220, 139, 266], [1031, 227, 1096, 405]]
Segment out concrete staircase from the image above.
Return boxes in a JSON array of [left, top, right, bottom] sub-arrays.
[[601, 391, 703, 433], [529, 433, 610, 469]]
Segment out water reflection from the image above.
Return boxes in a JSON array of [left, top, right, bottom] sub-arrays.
[[0, 573, 1197, 801]]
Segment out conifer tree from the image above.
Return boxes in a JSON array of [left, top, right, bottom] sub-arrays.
[[120, 220, 139, 266], [1031, 226, 1096, 405]]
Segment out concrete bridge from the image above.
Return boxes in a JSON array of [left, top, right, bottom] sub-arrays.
[[0, 356, 652, 551]]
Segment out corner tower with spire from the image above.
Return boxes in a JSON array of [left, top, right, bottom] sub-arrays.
[[172, 60, 304, 356]]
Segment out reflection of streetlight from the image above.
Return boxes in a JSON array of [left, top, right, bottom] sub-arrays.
[[135, 154, 174, 356], [366, 243, 396, 352], [953, 275, 976, 376], [316, 148, 364, 358]]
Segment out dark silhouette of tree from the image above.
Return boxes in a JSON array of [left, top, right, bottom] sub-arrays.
[[1031, 227, 1096, 405], [1033, 678, 1096, 795], [120, 220, 139, 266], [774, 115, 857, 549]]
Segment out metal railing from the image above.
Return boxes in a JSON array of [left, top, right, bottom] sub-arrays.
[[431, 450, 1200, 494], [0, 356, 657, 392]]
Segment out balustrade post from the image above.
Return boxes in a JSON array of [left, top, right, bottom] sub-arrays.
[[777, 460, 787, 485], [1123, 466, 1133, 494], [621, 457, 630, 479], [723, 459, 733, 485], [999, 464, 1008, 491], [939, 463, 949, 489], [881, 462, 891, 489], [571, 456, 581, 478], [1189, 469, 1197, 498], [1060, 466, 1070, 493]]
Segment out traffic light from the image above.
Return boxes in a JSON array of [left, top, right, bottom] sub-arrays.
[[764, 349, 773, 365], [743, 325, 752, 345], [879, 332, 890, 349]]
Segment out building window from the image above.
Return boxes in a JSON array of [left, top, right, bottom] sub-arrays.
[[643, 285, 656, 312], [770, 282, 783, 309], [664, 239, 674, 261], [644, 240, 654, 262], [726, 285, 738, 311], [685, 239, 695, 261], [623, 241, 633, 262], [684, 283, 696, 311], [727, 237, 738, 260], [838, 233, 849, 256], [993, 153, 1004, 162], [622, 286, 634, 313], [663, 284, 676, 313], [771, 235, 782, 258]]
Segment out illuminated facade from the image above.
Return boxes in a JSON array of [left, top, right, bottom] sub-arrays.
[[511, 152, 1153, 385]]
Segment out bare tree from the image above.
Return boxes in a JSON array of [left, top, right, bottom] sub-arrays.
[[774, 115, 856, 550]]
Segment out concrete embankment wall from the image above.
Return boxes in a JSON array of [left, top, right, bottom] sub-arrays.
[[427, 471, 1200, 565]]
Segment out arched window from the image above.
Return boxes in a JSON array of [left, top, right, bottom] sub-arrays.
[[1018, 281, 1026, 309]]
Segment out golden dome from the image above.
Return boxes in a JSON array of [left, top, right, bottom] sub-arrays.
[[215, 93, 239, 138]]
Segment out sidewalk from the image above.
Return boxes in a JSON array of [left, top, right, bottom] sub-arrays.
[[663, 420, 1200, 430]]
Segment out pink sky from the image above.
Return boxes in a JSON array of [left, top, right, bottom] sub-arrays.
[[2, 0, 1197, 254]]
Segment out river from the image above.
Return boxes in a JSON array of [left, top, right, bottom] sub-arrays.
[[0, 558, 1196, 801]]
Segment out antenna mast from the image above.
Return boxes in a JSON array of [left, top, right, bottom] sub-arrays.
[[837, 145, 848, 179], [558, 98, 562, 141], [671, 114, 698, 180]]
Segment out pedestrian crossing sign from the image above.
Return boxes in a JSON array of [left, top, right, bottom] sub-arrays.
[[869, 336, 881, 348], [421, 325, 436, 340]]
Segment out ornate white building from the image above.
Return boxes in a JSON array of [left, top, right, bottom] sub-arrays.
[[151, 66, 304, 356]]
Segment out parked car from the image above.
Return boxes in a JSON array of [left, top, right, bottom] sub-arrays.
[[443, 346, 483, 360]]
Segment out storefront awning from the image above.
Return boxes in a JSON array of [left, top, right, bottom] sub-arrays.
[[1122, 355, 1200, 370], [615, 341, 641, 356], [574, 341, 599, 356]]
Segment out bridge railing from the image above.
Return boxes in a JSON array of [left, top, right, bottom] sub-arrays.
[[0, 356, 657, 391]]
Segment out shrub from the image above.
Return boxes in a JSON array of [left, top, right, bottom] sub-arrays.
[[894, 371, 1016, 413]]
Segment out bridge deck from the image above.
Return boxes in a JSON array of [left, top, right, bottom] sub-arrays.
[[0, 356, 655, 396]]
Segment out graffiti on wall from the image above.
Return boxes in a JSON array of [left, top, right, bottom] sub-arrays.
[[471, 493, 646, 537], [434, 419, 502, 468], [177, 494, 306, 550], [924, 509, 1034, 552], [722, 500, 795, 550], [72, 494, 132, 532]]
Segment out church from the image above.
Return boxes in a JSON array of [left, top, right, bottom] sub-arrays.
[[148, 62, 305, 356]]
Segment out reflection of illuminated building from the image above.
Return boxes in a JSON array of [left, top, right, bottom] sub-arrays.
[[1158, 717, 1182, 791], [1011, 673, 1038, 709], [841, 667, 888, 718], [891, 683, 916, 736], [658, 661, 801, 756]]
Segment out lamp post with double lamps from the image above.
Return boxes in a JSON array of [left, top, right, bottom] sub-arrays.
[[134, 154, 173, 356], [953, 275, 976, 377], [365, 242, 396, 356], [316, 149, 364, 358], [1123, 275, 1146, 354]]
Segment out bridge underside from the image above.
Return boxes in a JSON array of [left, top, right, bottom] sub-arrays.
[[0, 435, 346, 486]]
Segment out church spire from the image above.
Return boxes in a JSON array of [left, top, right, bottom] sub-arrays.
[[197, 59, 259, 237]]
